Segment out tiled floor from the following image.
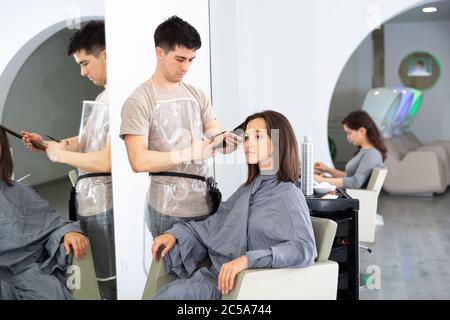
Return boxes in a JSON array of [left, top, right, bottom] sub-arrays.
[[360, 189, 450, 299]]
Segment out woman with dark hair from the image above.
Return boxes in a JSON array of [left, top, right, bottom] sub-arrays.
[[0, 128, 14, 186], [0, 129, 88, 300], [150, 110, 316, 300], [315, 110, 386, 189]]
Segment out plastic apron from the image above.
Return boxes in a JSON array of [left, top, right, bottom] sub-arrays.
[[76, 100, 116, 300], [145, 81, 212, 233]]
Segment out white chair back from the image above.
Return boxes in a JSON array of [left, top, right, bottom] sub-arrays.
[[366, 167, 388, 193], [68, 170, 78, 187]]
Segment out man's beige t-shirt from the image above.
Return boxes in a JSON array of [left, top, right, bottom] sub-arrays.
[[120, 82, 216, 217]]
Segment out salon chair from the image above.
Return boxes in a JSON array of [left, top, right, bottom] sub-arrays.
[[399, 132, 450, 185], [383, 137, 447, 194], [346, 167, 388, 244], [66, 238, 101, 300], [68, 170, 78, 187], [141, 217, 338, 300], [362, 87, 401, 135]]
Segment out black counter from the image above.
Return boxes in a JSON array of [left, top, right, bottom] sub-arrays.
[[306, 188, 359, 300]]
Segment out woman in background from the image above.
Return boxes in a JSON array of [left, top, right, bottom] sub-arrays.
[[315, 110, 386, 189]]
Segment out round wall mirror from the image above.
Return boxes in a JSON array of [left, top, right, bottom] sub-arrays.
[[399, 51, 441, 90]]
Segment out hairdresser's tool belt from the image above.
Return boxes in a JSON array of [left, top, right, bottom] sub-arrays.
[[149, 172, 221, 215], [69, 173, 112, 221], [150, 171, 207, 182]]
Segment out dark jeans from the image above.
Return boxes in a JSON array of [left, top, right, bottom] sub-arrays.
[[78, 209, 117, 300], [145, 205, 209, 237]]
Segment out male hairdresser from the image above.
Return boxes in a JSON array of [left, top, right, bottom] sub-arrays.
[[120, 16, 241, 237], [22, 21, 116, 300]]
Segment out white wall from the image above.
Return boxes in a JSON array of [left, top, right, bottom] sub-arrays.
[[105, 0, 211, 299], [328, 35, 374, 169], [209, 0, 247, 197], [0, 0, 104, 119], [385, 20, 450, 143]]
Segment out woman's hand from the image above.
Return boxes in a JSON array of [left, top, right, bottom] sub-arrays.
[[21, 131, 47, 152], [218, 255, 248, 295], [64, 232, 88, 260], [314, 174, 325, 183], [151, 233, 176, 261], [314, 161, 329, 174], [45, 142, 65, 163]]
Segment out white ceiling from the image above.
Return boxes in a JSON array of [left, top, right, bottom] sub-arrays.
[[388, 0, 450, 23]]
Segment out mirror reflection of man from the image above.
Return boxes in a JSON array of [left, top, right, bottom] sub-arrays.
[[22, 21, 117, 300], [120, 16, 242, 238]]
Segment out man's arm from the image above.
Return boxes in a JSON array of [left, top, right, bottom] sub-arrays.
[[203, 119, 223, 138], [204, 119, 242, 154], [46, 140, 112, 173], [62, 136, 80, 152], [123, 135, 215, 173], [22, 131, 80, 152]]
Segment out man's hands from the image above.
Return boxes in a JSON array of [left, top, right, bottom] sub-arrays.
[[188, 138, 216, 162], [218, 255, 248, 295], [187, 131, 243, 162], [214, 131, 243, 154], [45, 141, 67, 163], [151, 233, 176, 261], [64, 232, 88, 260], [22, 131, 68, 163], [21, 131, 48, 151]]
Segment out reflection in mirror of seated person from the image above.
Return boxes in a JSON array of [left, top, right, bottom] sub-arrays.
[[0, 129, 88, 300], [150, 110, 317, 300], [314, 110, 386, 189]]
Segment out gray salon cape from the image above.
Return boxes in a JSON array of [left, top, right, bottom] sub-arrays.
[[154, 173, 317, 300], [0, 181, 83, 300]]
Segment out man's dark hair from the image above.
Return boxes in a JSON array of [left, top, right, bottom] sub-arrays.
[[154, 16, 201, 52], [67, 20, 105, 56]]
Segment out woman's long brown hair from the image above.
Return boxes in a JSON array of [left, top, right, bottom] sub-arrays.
[[243, 110, 300, 185], [341, 110, 387, 161], [0, 128, 14, 186]]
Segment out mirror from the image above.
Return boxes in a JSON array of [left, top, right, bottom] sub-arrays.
[[399, 51, 441, 90]]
